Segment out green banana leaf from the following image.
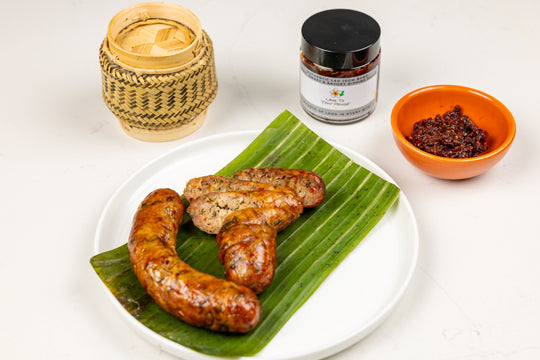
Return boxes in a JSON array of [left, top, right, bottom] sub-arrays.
[[90, 110, 400, 357]]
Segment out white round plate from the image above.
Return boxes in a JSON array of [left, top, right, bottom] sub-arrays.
[[94, 130, 419, 360]]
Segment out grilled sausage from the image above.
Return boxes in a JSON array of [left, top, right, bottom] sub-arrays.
[[183, 175, 296, 203], [232, 168, 326, 208], [216, 207, 300, 293], [215, 207, 300, 293], [219, 207, 300, 233], [128, 188, 262, 333], [217, 222, 277, 294], [186, 190, 303, 234]]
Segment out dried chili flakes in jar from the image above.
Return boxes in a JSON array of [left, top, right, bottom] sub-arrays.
[[406, 106, 489, 158]]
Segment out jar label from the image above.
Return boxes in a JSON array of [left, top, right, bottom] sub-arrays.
[[300, 63, 379, 122]]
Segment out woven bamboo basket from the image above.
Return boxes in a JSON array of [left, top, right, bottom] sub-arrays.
[[99, 2, 218, 142]]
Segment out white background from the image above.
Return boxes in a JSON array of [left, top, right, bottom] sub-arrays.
[[2, 0, 539, 359]]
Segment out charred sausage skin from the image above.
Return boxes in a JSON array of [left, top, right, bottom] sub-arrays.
[[219, 207, 300, 233], [128, 188, 262, 333], [186, 190, 303, 234], [216, 207, 300, 293], [217, 222, 277, 294], [232, 168, 326, 208], [183, 175, 296, 203]]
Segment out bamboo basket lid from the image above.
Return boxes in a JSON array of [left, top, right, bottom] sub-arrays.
[[106, 2, 203, 73]]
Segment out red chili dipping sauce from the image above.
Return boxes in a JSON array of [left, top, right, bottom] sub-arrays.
[[406, 106, 488, 158]]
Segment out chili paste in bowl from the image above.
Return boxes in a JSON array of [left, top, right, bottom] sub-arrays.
[[391, 84, 515, 180], [406, 106, 488, 159]]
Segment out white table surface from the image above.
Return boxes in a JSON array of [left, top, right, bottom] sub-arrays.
[[2, 0, 539, 359]]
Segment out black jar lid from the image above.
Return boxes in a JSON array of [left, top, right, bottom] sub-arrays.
[[301, 9, 381, 70]]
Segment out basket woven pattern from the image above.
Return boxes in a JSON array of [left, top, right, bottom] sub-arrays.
[[99, 31, 217, 138]]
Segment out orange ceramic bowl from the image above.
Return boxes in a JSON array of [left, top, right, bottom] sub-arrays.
[[391, 85, 516, 180]]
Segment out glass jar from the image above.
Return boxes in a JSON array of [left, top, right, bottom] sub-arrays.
[[300, 9, 381, 124]]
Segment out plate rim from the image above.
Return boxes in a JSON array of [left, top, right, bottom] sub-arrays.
[[92, 130, 419, 360]]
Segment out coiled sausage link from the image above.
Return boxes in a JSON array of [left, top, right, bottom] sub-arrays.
[[128, 188, 262, 333], [183, 168, 325, 294]]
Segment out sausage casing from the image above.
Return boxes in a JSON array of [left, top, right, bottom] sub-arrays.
[[186, 190, 303, 234], [217, 223, 277, 294], [128, 188, 262, 333], [183, 175, 296, 203], [216, 207, 301, 293], [232, 168, 326, 208], [219, 207, 300, 233]]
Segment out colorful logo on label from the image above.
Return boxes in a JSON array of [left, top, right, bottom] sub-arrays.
[[331, 89, 345, 97]]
